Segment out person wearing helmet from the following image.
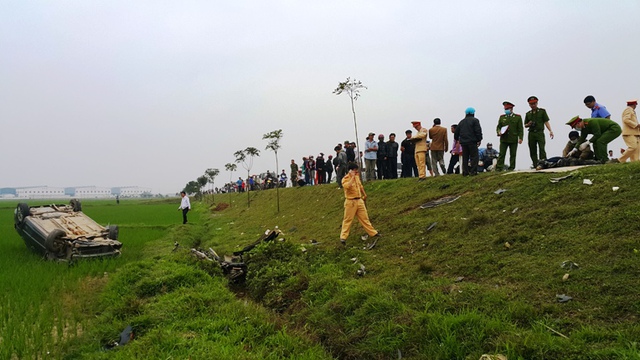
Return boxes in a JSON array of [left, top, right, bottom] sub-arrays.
[[563, 130, 594, 160], [478, 142, 499, 172], [454, 107, 483, 176]]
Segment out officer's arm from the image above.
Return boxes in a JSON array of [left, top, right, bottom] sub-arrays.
[[413, 129, 427, 140], [518, 116, 524, 140]]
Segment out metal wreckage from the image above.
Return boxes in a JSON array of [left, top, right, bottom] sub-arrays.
[[190, 228, 284, 282]]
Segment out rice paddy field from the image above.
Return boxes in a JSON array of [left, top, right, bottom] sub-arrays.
[[0, 199, 177, 359]]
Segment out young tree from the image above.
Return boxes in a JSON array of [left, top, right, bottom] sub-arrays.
[[204, 168, 220, 203], [183, 180, 200, 196], [196, 175, 208, 200], [263, 129, 284, 212], [234, 147, 260, 207], [333, 77, 367, 166], [224, 163, 237, 206]]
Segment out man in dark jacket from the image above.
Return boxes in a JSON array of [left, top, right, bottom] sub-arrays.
[[386, 133, 399, 179], [316, 153, 326, 184], [334, 145, 348, 187], [400, 130, 417, 177], [454, 107, 483, 176], [376, 134, 389, 179], [325, 155, 334, 183], [345, 141, 356, 164]]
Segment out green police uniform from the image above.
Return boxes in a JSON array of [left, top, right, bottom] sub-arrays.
[[525, 108, 550, 166], [574, 118, 622, 161], [496, 113, 524, 170]]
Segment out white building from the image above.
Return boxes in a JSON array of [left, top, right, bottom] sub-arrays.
[[115, 186, 152, 198], [15, 186, 66, 199], [73, 186, 112, 199]]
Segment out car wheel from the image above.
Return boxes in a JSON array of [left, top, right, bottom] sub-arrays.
[[45, 229, 67, 256], [15, 203, 30, 225], [108, 225, 119, 240], [70, 199, 82, 212]]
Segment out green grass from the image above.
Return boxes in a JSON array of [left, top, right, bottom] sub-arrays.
[[0, 200, 173, 358], [0, 199, 331, 359], [188, 163, 640, 359], [4, 163, 640, 358]]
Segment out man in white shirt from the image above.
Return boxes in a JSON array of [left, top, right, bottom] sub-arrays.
[[178, 191, 191, 224]]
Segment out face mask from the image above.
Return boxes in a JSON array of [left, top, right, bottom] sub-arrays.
[[504, 109, 512, 115]]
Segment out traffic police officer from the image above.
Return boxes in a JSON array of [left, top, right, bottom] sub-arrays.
[[496, 101, 524, 171]]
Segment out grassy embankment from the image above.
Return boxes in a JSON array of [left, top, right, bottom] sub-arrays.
[[4, 162, 640, 359], [0, 198, 331, 359]]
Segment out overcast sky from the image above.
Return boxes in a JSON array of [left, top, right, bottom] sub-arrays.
[[2, 1, 639, 194]]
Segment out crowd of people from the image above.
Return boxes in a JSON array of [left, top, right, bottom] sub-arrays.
[[290, 95, 636, 181], [217, 95, 637, 193]]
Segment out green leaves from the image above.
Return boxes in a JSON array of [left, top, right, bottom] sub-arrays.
[[333, 77, 367, 101]]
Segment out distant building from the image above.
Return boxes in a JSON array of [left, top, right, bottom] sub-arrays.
[[112, 186, 152, 198], [0, 185, 154, 199], [15, 186, 66, 199], [72, 186, 112, 199], [0, 187, 17, 199]]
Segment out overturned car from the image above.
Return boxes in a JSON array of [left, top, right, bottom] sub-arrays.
[[14, 200, 122, 261]]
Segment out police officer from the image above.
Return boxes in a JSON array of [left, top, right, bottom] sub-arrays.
[[566, 116, 621, 162], [496, 101, 524, 171], [525, 96, 554, 167]]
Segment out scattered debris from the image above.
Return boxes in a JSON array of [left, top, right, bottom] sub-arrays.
[[301, 247, 307, 253], [361, 234, 369, 241], [397, 349, 402, 359], [455, 276, 465, 282], [494, 189, 507, 195], [366, 238, 378, 250], [612, 186, 620, 192], [479, 355, 507, 360], [233, 229, 281, 256], [583, 179, 593, 185], [426, 222, 437, 232], [561, 260, 579, 270], [172, 241, 179, 252], [105, 325, 134, 349], [538, 321, 569, 339], [549, 174, 573, 183], [189, 228, 283, 282], [562, 273, 570, 281], [118, 325, 134, 345], [310, 239, 320, 245], [511, 208, 518, 214], [350, 257, 358, 263], [357, 263, 366, 276], [191, 248, 214, 261], [556, 294, 573, 303], [420, 195, 461, 209], [504, 242, 511, 249]]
